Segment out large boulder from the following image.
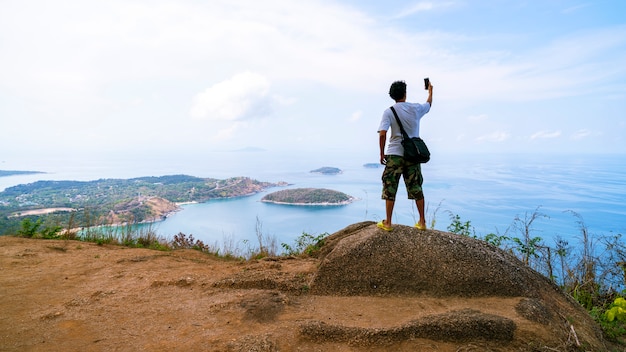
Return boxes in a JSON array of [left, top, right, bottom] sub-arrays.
[[310, 222, 556, 297], [305, 222, 607, 350]]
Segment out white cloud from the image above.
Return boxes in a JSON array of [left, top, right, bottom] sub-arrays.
[[190, 72, 273, 121], [394, 2, 434, 18], [214, 122, 248, 142], [393, 2, 455, 19], [570, 129, 592, 140], [349, 111, 363, 122], [476, 131, 511, 143], [531, 130, 562, 140], [562, 3, 591, 14], [467, 114, 488, 123], [0, 0, 624, 154]]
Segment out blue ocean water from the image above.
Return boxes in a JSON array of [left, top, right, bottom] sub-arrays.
[[1, 151, 624, 251]]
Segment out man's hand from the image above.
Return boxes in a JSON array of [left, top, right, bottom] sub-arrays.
[[427, 81, 433, 106]]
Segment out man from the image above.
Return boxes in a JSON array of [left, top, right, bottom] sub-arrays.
[[377, 80, 433, 231]]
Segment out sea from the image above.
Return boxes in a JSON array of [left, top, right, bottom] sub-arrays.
[[1, 150, 625, 252]]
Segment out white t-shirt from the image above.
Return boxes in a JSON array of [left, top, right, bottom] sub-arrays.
[[377, 102, 430, 156]]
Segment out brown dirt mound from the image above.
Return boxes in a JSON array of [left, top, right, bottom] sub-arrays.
[[311, 221, 555, 297], [0, 223, 614, 351]]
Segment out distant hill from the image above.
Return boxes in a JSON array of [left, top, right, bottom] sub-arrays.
[[0, 170, 45, 177], [310, 167, 342, 175], [261, 188, 354, 205]]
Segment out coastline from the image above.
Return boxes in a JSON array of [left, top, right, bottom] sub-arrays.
[[260, 198, 356, 206]]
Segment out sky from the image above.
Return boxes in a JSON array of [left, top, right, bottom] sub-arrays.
[[1, 0, 625, 160]]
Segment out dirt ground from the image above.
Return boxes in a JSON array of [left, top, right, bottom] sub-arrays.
[[0, 223, 619, 351]]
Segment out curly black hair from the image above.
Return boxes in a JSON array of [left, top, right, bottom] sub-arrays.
[[388, 81, 406, 101]]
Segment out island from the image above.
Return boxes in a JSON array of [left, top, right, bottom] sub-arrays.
[[0, 170, 45, 177], [363, 163, 381, 169], [261, 188, 354, 206], [310, 167, 342, 175], [0, 175, 286, 234]]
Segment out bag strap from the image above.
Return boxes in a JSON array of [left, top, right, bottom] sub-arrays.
[[390, 106, 410, 141]]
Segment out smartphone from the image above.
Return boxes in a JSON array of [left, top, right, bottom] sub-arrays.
[[424, 77, 430, 90]]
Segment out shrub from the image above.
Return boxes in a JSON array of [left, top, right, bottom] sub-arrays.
[[171, 232, 209, 252], [592, 296, 626, 341], [446, 213, 475, 237], [605, 297, 626, 323], [282, 232, 328, 256], [17, 218, 41, 238]]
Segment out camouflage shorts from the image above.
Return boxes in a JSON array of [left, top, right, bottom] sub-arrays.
[[381, 155, 424, 201]]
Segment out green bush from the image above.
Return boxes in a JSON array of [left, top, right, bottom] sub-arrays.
[[17, 218, 40, 238], [282, 232, 328, 256], [592, 297, 626, 341], [605, 297, 626, 323]]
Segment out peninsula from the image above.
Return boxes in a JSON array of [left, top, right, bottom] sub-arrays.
[[0, 175, 286, 233], [261, 188, 354, 206]]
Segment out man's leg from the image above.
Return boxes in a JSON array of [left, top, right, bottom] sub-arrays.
[[404, 162, 425, 229], [381, 156, 402, 228], [384, 199, 395, 227], [415, 197, 426, 229]]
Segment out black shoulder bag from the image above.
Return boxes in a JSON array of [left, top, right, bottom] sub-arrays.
[[390, 106, 430, 163]]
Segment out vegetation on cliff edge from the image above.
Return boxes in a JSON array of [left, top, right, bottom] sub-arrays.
[[0, 175, 283, 234]]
